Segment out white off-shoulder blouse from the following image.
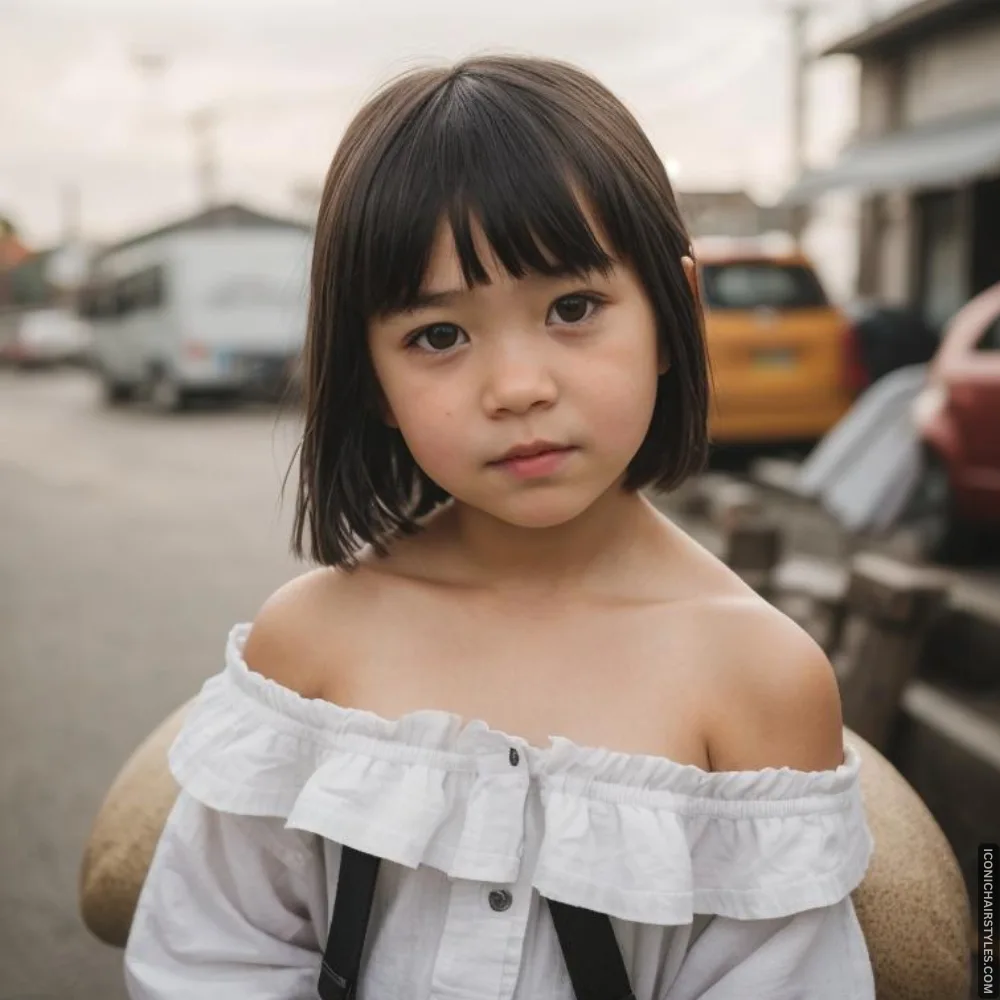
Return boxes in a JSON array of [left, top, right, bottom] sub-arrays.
[[124, 624, 876, 1000]]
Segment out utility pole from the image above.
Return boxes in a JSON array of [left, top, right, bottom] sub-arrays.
[[150, 85, 357, 213], [786, 1, 819, 245], [134, 49, 219, 211], [133, 49, 170, 122], [133, 50, 219, 211], [60, 183, 81, 244], [791, 4, 809, 182], [189, 108, 220, 210]]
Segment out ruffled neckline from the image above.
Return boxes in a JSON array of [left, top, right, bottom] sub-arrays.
[[167, 623, 874, 925], [218, 623, 862, 805]]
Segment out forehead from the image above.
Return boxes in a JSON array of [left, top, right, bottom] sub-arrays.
[[420, 217, 506, 291]]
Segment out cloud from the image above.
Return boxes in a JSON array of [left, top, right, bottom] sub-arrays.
[[0, 0, 873, 244]]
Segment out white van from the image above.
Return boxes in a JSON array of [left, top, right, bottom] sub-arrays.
[[9, 308, 93, 368], [81, 206, 313, 410]]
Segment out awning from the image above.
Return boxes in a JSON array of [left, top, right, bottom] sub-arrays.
[[783, 105, 1000, 204]]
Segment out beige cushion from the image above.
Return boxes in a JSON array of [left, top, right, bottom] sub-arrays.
[[79, 703, 186, 949], [79, 710, 973, 999], [846, 730, 973, 999]]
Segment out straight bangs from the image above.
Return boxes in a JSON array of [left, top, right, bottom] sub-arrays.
[[357, 74, 617, 319]]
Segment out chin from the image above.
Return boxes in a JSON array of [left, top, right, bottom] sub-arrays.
[[477, 490, 603, 530]]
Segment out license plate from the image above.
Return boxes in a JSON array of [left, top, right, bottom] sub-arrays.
[[238, 358, 265, 377], [753, 349, 796, 369], [233, 356, 271, 378]]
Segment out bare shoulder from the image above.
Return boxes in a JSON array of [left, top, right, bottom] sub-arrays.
[[691, 595, 845, 773], [242, 511, 458, 701], [241, 563, 378, 699]]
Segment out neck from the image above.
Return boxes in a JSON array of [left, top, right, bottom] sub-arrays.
[[442, 485, 661, 598]]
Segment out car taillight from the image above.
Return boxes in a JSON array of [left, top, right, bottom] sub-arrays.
[[181, 340, 210, 361], [841, 323, 870, 396]]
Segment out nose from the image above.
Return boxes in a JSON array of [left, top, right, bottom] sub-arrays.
[[481, 337, 558, 417]]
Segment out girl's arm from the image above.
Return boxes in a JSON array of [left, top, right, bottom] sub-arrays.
[[124, 791, 326, 999], [659, 602, 874, 998]]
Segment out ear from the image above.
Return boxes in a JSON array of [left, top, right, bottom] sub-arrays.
[[659, 254, 703, 376], [682, 254, 700, 303]]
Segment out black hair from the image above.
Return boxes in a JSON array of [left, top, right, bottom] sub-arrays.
[[293, 55, 708, 568]]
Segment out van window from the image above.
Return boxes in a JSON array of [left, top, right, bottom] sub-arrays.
[[701, 262, 828, 310], [138, 266, 165, 309], [114, 266, 165, 316], [116, 275, 142, 316], [77, 282, 119, 320]]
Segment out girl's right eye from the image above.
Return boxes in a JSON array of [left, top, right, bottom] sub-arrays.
[[406, 323, 468, 354]]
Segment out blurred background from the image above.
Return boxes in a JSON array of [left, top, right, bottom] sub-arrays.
[[2, 0, 1000, 995]]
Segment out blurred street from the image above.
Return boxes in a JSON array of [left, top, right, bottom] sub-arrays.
[[0, 369, 303, 996]]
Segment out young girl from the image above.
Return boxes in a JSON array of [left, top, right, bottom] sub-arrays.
[[124, 56, 875, 999]]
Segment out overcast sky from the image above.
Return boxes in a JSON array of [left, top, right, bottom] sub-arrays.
[[1, 0, 909, 247]]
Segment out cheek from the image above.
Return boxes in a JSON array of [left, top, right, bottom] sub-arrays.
[[386, 382, 469, 478], [581, 325, 661, 452]]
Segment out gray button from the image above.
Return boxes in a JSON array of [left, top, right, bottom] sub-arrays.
[[488, 888, 513, 912], [509, 747, 520, 767]]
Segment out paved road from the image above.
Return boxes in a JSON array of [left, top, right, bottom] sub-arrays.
[[0, 369, 304, 997]]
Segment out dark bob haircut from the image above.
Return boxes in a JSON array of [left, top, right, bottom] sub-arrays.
[[293, 55, 708, 568]]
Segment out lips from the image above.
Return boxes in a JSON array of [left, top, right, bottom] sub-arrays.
[[492, 440, 572, 464], [487, 440, 578, 480]]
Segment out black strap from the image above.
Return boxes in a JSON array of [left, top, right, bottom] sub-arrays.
[[317, 847, 634, 1000], [547, 898, 636, 1000], [318, 846, 381, 1000]]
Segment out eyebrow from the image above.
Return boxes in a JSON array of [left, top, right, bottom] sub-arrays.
[[401, 263, 611, 315], [406, 287, 466, 312]]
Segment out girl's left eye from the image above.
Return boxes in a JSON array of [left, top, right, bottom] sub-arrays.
[[548, 294, 601, 325]]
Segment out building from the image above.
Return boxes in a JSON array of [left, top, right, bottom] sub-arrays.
[[786, 0, 1000, 333], [91, 202, 310, 263], [676, 190, 794, 240]]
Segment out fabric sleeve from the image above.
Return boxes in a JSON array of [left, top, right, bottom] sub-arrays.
[[663, 900, 875, 1000], [124, 791, 327, 1000]]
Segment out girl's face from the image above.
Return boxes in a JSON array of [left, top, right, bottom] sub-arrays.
[[367, 216, 666, 529]]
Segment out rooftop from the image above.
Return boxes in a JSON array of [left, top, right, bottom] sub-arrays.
[[822, 0, 998, 57], [95, 202, 310, 260]]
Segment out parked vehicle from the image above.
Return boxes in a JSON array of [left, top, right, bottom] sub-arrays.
[[79, 209, 312, 410], [0, 308, 93, 368], [696, 243, 859, 445], [843, 302, 938, 387], [911, 281, 1000, 559]]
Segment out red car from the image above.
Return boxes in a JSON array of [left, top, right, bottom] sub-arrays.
[[912, 281, 1000, 558]]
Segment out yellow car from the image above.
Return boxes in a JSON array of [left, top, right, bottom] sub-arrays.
[[697, 245, 860, 445]]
